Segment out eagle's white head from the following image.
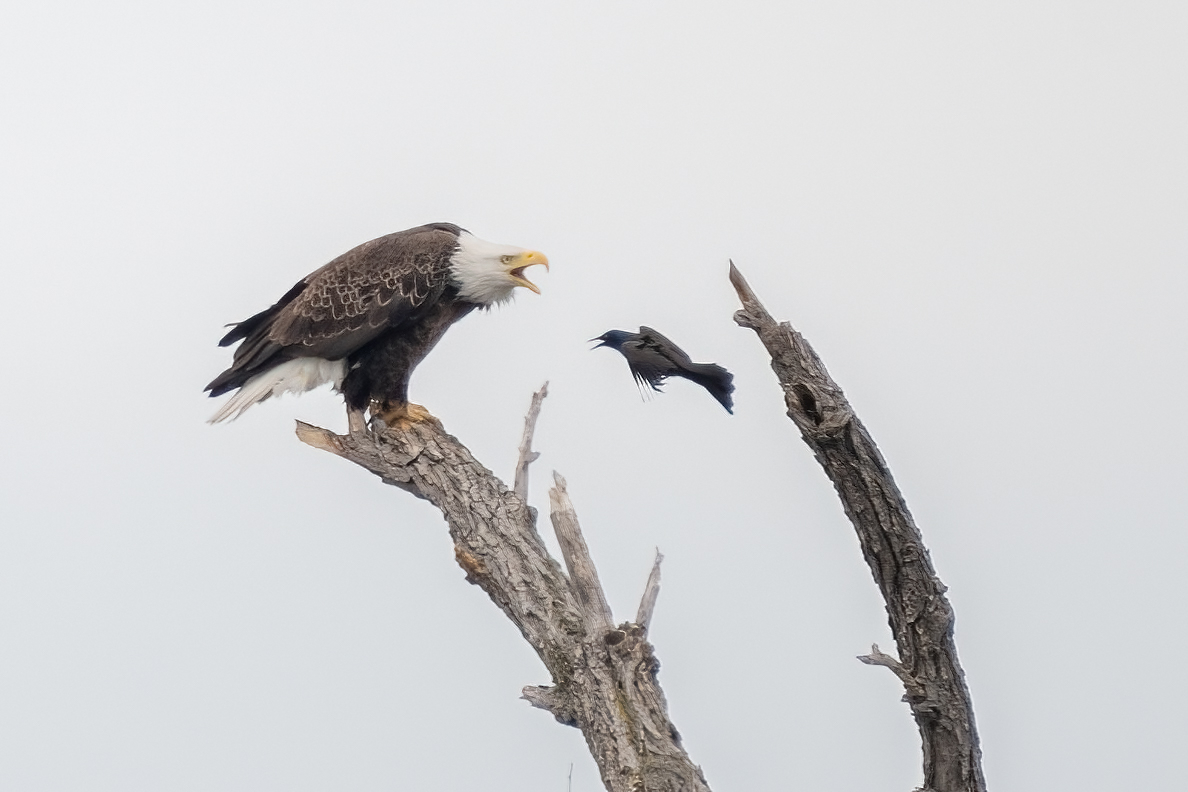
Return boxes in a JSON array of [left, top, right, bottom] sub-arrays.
[[450, 231, 549, 305]]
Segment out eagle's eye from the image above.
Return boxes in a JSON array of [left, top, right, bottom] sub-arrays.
[[500, 254, 513, 265]]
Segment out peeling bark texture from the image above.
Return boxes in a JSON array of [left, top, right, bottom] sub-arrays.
[[729, 262, 987, 792], [295, 392, 709, 792]]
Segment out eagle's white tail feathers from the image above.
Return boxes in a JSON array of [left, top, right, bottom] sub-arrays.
[[208, 358, 347, 423]]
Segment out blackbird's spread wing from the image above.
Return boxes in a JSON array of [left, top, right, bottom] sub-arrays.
[[622, 326, 690, 392], [621, 340, 669, 392], [637, 326, 694, 365]]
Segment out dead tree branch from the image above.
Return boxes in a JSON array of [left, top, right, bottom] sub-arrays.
[[514, 381, 549, 504], [549, 472, 614, 633], [635, 549, 664, 632], [295, 392, 709, 792], [729, 262, 987, 792]]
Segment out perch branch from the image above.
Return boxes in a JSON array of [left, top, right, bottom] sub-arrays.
[[296, 405, 709, 792], [730, 262, 987, 792]]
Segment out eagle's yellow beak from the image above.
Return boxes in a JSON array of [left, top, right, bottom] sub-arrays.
[[505, 250, 549, 294]]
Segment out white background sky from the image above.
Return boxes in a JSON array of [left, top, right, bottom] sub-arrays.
[[2, 1, 1186, 790]]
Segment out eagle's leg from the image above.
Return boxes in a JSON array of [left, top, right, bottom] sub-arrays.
[[371, 400, 442, 430], [347, 405, 368, 435]]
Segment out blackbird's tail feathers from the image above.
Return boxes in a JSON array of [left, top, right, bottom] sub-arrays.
[[682, 362, 735, 414]]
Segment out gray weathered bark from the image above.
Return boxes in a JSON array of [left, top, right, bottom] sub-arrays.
[[295, 386, 710, 792], [729, 262, 987, 792]]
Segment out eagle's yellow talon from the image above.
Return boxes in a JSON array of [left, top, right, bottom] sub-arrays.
[[372, 402, 442, 430]]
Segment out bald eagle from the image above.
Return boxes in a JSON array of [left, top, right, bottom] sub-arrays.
[[205, 222, 548, 430]]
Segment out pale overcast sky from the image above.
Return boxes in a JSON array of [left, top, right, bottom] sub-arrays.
[[2, 2, 1186, 790]]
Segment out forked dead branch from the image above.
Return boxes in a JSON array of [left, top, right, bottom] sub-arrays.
[[295, 385, 711, 792]]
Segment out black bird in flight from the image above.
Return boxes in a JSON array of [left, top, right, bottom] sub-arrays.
[[591, 326, 735, 413]]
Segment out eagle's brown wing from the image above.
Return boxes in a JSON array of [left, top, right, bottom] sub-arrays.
[[206, 223, 460, 396]]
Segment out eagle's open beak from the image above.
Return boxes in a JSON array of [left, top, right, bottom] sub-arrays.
[[507, 251, 549, 294]]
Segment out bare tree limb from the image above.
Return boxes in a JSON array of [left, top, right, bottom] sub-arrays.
[[858, 643, 917, 688], [514, 382, 549, 503], [635, 549, 664, 632], [549, 472, 614, 632], [729, 262, 988, 792], [295, 409, 709, 792]]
